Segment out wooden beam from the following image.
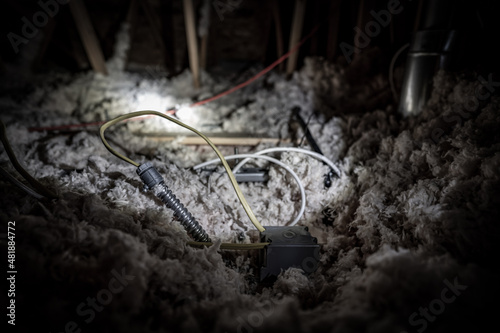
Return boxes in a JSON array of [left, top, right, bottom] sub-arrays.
[[69, 0, 108, 75], [142, 134, 292, 146], [286, 0, 307, 76], [183, 0, 200, 88]]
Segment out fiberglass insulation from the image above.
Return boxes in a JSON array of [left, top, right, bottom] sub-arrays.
[[1, 29, 500, 333]]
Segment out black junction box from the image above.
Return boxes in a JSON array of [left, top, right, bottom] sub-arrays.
[[259, 226, 320, 281]]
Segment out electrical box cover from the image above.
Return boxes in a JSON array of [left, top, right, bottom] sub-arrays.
[[259, 226, 320, 281]]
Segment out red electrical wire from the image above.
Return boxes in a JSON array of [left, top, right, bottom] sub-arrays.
[[29, 25, 319, 133], [190, 25, 319, 108]]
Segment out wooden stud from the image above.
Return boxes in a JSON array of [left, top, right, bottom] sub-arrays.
[[69, 0, 108, 75], [183, 0, 200, 88], [143, 134, 292, 146], [286, 0, 307, 76]]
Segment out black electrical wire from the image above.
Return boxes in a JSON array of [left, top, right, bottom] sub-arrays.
[[293, 107, 324, 154], [292, 107, 336, 188], [0, 119, 57, 199], [0, 166, 44, 199]]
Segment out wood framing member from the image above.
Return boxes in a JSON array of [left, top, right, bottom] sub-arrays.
[[143, 134, 291, 146], [286, 0, 307, 76], [69, 0, 108, 75], [183, 0, 200, 88]]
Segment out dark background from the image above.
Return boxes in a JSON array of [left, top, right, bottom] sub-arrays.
[[1, 0, 499, 78]]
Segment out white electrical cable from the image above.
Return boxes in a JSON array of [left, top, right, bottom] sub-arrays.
[[228, 147, 341, 176], [194, 154, 306, 226]]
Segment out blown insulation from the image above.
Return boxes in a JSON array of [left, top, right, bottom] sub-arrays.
[[0, 28, 499, 333]]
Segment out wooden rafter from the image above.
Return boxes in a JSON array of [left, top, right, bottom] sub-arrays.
[[69, 0, 108, 75]]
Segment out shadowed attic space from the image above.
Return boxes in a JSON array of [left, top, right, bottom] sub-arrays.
[[1, 0, 500, 332], [2, 61, 500, 332]]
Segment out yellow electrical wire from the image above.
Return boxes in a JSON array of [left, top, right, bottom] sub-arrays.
[[99, 110, 266, 232], [187, 241, 269, 250]]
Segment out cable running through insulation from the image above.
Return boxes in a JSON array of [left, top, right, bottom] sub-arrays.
[[0, 119, 58, 199], [194, 147, 341, 177], [196, 154, 306, 226], [99, 110, 265, 232]]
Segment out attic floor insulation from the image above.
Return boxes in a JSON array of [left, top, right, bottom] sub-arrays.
[[1, 35, 500, 332]]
